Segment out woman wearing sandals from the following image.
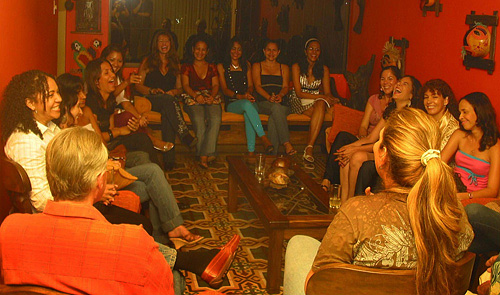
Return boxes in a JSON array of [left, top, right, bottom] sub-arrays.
[[218, 36, 273, 156], [100, 44, 175, 154], [181, 37, 222, 169], [135, 30, 197, 170], [289, 38, 339, 163], [252, 40, 296, 155]]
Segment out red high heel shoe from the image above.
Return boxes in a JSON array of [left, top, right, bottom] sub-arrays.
[[201, 235, 241, 288]]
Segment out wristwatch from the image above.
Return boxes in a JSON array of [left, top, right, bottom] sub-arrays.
[[468, 192, 473, 199]]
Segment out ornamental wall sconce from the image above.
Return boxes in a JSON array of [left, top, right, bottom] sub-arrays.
[[420, 0, 442, 17]]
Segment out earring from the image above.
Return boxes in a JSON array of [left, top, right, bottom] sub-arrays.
[[34, 110, 38, 114]]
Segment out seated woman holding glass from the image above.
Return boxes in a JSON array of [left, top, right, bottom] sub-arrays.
[[217, 36, 273, 155], [283, 108, 473, 295], [181, 37, 222, 169]]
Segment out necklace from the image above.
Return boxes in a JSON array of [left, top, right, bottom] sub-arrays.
[[231, 63, 240, 70]]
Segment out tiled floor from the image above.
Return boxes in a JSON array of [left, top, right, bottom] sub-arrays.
[[165, 152, 327, 295]]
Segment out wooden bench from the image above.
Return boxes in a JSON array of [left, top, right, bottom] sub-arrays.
[[133, 74, 349, 149]]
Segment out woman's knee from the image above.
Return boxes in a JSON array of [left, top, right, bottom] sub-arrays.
[[465, 203, 488, 224], [350, 152, 368, 169]]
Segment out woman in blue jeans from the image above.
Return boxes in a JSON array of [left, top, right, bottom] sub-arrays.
[[217, 36, 273, 155], [181, 37, 222, 168], [465, 203, 500, 253], [252, 40, 295, 155], [61, 63, 202, 245]]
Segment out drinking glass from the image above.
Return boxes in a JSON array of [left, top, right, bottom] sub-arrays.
[[255, 153, 266, 183], [329, 184, 341, 213]]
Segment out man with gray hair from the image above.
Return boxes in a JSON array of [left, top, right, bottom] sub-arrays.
[[0, 127, 239, 294]]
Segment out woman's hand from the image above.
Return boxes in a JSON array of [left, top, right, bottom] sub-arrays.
[[204, 95, 214, 105], [127, 117, 140, 132], [245, 93, 255, 103], [325, 94, 340, 106], [334, 145, 358, 167], [195, 94, 205, 104], [128, 72, 142, 84], [150, 88, 165, 95], [138, 115, 148, 127]]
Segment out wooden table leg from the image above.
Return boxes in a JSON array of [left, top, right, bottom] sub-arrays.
[[266, 229, 284, 294], [227, 169, 237, 212]]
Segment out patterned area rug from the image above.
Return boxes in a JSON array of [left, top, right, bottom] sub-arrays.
[[166, 152, 327, 295]]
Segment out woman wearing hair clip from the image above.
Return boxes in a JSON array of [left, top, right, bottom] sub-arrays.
[[283, 108, 473, 295], [218, 36, 273, 155], [289, 38, 339, 163]]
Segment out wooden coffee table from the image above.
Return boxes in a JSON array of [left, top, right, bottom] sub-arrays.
[[226, 156, 335, 294]]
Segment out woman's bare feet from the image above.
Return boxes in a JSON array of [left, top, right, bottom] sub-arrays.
[[284, 142, 296, 156], [321, 179, 331, 192], [168, 225, 202, 243], [199, 156, 209, 169], [261, 135, 274, 154]]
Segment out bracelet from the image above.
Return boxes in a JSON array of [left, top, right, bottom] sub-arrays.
[[108, 130, 114, 141], [468, 192, 473, 199]]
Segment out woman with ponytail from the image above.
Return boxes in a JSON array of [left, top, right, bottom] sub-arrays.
[[283, 108, 473, 295]]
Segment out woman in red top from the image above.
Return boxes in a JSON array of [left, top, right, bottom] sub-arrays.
[[181, 38, 222, 168]]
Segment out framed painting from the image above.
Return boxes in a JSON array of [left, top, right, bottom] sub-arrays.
[[75, 0, 101, 33]]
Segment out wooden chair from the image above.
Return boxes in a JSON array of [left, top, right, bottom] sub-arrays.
[[306, 252, 476, 295], [0, 156, 33, 216]]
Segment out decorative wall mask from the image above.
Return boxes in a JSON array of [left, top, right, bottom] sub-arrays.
[[462, 23, 491, 58], [381, 41, 402, 70]]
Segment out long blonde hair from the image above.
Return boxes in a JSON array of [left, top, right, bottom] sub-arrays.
[[380, 108, 463, 295]]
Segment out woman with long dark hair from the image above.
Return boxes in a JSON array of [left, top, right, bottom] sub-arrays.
[[136, 30, 196, 170], [217, 36, 273, 155], [289, 38, 339, 162], [442, 92, 500, 200]]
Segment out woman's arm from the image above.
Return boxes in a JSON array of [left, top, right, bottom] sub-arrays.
[[82, 106, 104, 142], [165, 74, 183, 97], [358, 102, 374, 137], [441, 130, 462, 163], [120, 101, 147, 126], [246, 62, 255, 96], [252, 63, 272, 101], [275, 64, 290, 102], [210, 70, 220, 98], [181, 69, 204, 104], [458, 141, 500, 200], [217, 63, 232, 97], [135, 58, 154, 95]]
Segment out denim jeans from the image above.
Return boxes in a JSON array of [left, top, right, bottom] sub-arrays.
[[157, 243, 185, 295], [465, 203, 500, 253], [124, 163, 183, 241], [283, 235, 321, 295], [184, 104, 222, 157], [256, 100, 290, 154], [227, 99, 265, 152]]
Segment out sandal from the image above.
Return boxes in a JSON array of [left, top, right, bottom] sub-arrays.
[[170, 235, 204, 249], [321, 179, 330, 192], [284, 142, 297, 156], [303, 145, 314, 163], [154, 142, 175, 152]]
